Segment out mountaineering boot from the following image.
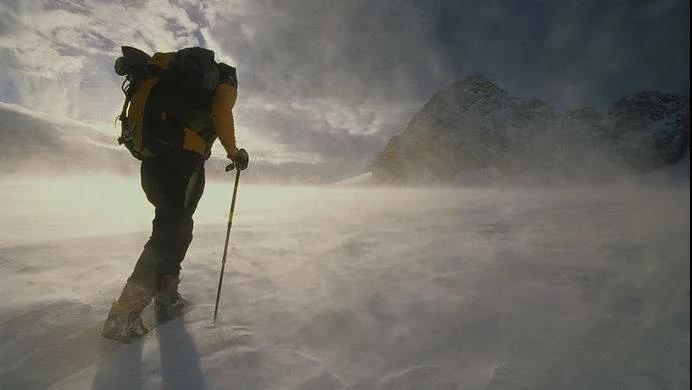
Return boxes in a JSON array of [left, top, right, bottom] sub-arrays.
[[101, 281, 154, 343], [154, 275, 188, 322]]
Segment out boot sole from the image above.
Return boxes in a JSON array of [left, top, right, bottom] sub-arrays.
[[101, 325, 149, 343]]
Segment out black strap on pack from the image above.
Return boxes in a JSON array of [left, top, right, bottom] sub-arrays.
[[115, 46, 152, 145], [217, 63, 238, 89]]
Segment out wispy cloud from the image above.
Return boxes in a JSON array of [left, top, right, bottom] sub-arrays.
[[0, 0, 450, 175], [0, 0, 688, 178]]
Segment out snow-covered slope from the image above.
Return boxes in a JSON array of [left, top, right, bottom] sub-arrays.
[[0, 103, 138, 177], [0, 104, 344, 184], [0, 177, 689, 389], [329, 172, 373, 186], [371, 76, 690, 184]]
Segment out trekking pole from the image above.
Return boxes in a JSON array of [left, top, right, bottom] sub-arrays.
[[213, 162, 241, 323]]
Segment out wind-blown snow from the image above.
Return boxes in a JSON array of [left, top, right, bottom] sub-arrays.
[[330, 172, 373, 186], [0, 176, 689, 389]]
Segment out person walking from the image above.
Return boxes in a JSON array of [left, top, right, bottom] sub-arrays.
[[102, 47, 249, 343]]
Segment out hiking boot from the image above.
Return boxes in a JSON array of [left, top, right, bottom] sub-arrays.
[[154, 275, 188, 322], [101, 281, 153, 343]]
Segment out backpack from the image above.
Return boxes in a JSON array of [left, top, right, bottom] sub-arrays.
[[115, 46, 237, 160]]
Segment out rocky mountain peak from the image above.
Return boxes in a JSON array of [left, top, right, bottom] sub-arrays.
[[611, 91, 690, 121], [449, 74, 507, 98], [606, 91, 690, 171], [371, 76, 690, 184], [426, 75, 509, 113]]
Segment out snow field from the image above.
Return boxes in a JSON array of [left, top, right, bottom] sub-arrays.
[[0, 177, 689, 389]]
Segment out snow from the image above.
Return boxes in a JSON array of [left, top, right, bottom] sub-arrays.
[[0, 176, 689, 389], [329, 172, 373, 186]]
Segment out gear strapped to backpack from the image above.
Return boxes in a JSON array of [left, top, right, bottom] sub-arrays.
[[115, 46, 237, 160]]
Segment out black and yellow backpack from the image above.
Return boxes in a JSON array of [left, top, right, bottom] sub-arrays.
[[114, 46, 237, 160]]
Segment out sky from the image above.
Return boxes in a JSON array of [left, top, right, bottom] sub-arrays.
[[0, 0, 689, 174]]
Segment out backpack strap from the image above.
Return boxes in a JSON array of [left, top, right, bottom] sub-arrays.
[[116, 96, 130, 145], [217, 63, 237, 88]]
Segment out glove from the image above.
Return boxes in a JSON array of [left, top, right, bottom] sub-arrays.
[[230, 148, 249, 171]]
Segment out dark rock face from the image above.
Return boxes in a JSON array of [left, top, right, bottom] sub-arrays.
[[371, 76, 690, 184], [606, 91, 690, 172]]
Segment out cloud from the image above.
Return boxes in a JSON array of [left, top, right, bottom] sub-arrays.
[[0, 0, 450, 176], [429, 0, 690, 107], [0, 0, 688, 180], [195, 0, 455, 172], [0, 0, 204, 115], [202, 1, 449, 102]]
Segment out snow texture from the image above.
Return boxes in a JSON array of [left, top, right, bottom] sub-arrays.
[[0, 177, 690, 389], [330, 172, 374, 186]]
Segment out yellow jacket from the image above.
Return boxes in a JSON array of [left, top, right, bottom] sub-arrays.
[[210, 83, 239, 159]]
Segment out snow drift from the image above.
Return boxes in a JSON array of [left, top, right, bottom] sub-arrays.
[[0, 176, 689, 389]]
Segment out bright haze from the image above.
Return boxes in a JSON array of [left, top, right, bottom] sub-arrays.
[[0, 0, 689, 181], [0, 3, 689, 390]]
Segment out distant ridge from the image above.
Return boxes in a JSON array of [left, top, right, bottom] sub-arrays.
[[371, 75, 690, 184]]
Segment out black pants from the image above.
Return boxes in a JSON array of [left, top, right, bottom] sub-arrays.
[[128, 151, 205, 293]]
